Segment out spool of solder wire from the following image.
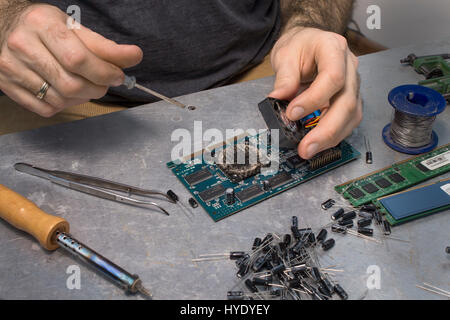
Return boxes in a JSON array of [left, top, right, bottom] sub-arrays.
[[382, 85, 446, 155]]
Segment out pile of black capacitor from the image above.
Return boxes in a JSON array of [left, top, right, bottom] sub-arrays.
[[330, 203, 391, 237], [227, 216, 348, 300]]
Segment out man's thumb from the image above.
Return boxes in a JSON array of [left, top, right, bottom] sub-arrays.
[[74, 26, 143, 69]]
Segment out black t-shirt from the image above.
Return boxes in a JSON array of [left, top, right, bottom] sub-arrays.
[[41, 0, 281, 105]]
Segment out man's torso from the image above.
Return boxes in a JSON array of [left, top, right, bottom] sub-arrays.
[[41, 0, 281, 104]]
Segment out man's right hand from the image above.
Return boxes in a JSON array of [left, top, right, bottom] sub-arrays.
[[0, 3, 143, 117]]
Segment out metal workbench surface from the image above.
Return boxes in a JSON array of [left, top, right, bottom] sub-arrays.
[[1, 40, 449, 300]]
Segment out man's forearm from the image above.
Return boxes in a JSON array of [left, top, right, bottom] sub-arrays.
[[0, 0, 31, 45], [280, 0, 355, 34]]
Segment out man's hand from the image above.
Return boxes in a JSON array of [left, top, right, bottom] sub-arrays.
[[0, 3, 143, 117], [269, 27, 362, 159]]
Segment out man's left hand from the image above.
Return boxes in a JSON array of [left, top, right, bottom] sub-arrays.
[[269, 27, 362, 159]]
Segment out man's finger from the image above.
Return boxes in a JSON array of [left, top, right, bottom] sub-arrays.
[[0, 79, 58, 117], [10, 37, 109, 100], [74, 26, 143, 69], [268, 54, 301, 102], [4, 54, 89, 109], [37, 22, 124, 86], [298, 56, 361, 159], [286, 42, 347, 121]]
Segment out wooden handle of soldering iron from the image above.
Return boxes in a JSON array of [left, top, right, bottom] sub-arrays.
[[0, 184, 70, 250]]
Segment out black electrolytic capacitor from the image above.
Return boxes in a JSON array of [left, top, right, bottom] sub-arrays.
[[252, 256, 267, 272], [318, 283, 332, 298], [290, 263, 307, 273], [270, 287, 281, 297], [262, 234, 273, 252], [358, 227, 374, 236], [321, 199, 336, 210], [262, 233, 273, 244], [358, 217, 372, 228], [271, 251, 281, 265], [334, 284, 348, 300], [167, 190, 179, 202], [292, 216, 298, 229], [291, 227, 301, 240], [252, 277, 270, 286], [263, 180, 271, 191], [383, 220, 392, 235], [358, 211, 373, 219], [361, 204, 377, 212], [264, 260, 274, 272], [331, 208, 345, 220], [188, 197, 198, 208], [227, 291, 245, 300], [236, 263, 249, 278], [229, 252, 246, 260], [299, 229, 313, 240], [226, 188, 235, 205], [341, 211, 356, 220], [332, 224, 347, 234], [308, 232, 316, 245], [252, 237, 262, 250], [322, 278, 334, 294], [287, 279, 301, 289], [278, 241, 287, 253], [292, 239, 304, 254], [283, 234, 292, 246], [271, 263, 286, 276], [374, 210, 383, 224], [245, 279, 258, 293], [322, 239, 335, 251], [235, 254, 250, 268], [339, 219, 354, 228], [316, 229, 328, 243], [312, 267, 322, 281]]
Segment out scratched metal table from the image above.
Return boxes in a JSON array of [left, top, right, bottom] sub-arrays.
[[1, 40, 449, 300]]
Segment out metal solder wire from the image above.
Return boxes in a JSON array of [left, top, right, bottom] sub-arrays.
[[389, 110, 437, 148]]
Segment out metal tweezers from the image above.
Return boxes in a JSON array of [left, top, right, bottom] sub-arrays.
[[14, 163, 173, 216]]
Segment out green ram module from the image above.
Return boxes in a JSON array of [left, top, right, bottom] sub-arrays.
[[335, 143, 450, 207]]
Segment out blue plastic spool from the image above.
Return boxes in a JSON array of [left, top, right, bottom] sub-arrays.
[[382, 85, 447, 155]]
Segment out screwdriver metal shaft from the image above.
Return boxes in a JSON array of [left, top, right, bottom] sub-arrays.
[[123, 75, 186, 109], [57, 232, 152, 299]]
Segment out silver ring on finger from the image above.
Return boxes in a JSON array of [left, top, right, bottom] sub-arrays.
[[36, 81, 50, 100]]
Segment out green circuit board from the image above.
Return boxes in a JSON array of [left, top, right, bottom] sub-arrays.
[[167, 132, 360, 222], [335, 143, 450, 207]]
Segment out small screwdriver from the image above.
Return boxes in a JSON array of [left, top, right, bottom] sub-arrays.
[[0, 184, 152, 299], [123, 75, 186, 109]]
